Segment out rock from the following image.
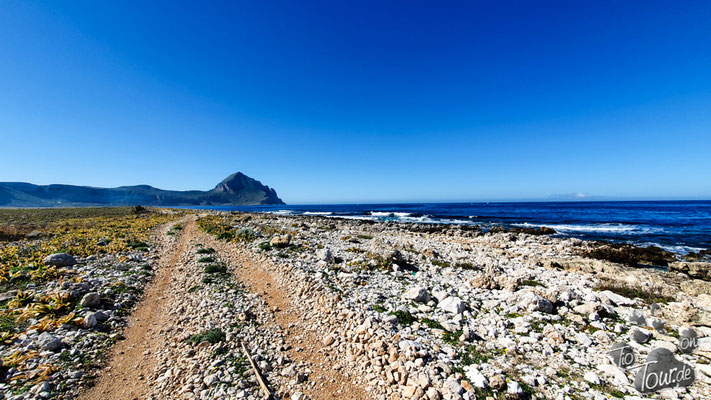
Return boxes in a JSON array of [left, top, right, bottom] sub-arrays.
[[597, 363, 629, 385], [37, 332, 62, 351], [438, 296, 466, 314], [402, 385, 417, 397], [518, 291, 554, 314], [83, 313, 98, 329], [316, 248, 333, 263], [427, 388, 441, 400], [42, 253, 76, 267], [423, 249, 439, 258], [270, 235, 291, 248], [573, 303, 600, 315], [322, 335, 335, 346], [443, 378, 463, 395], [489, 374, 506, 390], [94, 310, 109, 322], [463, 366, 488, 388], [281, 365, 297, 377], [669, 261, 711, 281], [203, 373, 218, 386], [575, 332, 593, 347], [80, 292, 101, 308], [403, 286, 430, 303], [599, 290, 636, 306], [388, 249, 405, 264], [507, 381, 522, 395], [583, 371, 601, 385]]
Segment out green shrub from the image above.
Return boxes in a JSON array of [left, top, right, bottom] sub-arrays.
[[432, 259, 451, 268], [235, 228, 256, 241], [217, 232, 234, 241], [420, 318, 444, 329], [390, 310, 415, 325], [127, 240, 149, 249], [187, 328, 225, 345], [594, 281, 674, 304], [521, 279, 546, 288], [196, 247, 215, 254], [204, 264, 227, 274], [198, 256, 215, 263]]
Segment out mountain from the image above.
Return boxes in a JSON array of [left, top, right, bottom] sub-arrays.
[[0, 172, 285, 207]]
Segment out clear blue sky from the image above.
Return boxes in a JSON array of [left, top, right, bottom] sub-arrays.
[[1, 1, 710, 204]]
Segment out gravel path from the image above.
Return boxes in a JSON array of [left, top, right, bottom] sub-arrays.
[[78, 215, 192, 399]]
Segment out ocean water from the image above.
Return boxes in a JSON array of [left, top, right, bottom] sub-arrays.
[[189, 201, 711, 254]]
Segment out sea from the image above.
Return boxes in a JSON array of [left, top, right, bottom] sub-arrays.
[[188, 201, 711, 254]]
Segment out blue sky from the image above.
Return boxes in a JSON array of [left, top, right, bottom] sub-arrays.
[[1, 1, 710, 204]]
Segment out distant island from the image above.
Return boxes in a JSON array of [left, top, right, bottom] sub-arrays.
[[0, 172, 285, 207]]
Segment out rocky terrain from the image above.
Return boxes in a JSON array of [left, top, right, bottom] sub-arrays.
[[3, 209, 711, 399]]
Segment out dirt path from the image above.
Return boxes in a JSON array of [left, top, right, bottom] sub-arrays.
[[200, 232, 370, 400], [79, 215, 367, 400], [79, 216, 195, 400]]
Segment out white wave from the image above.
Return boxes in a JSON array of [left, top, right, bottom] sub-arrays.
[[329, 215, 379, 221], [269, 210, 295, 215], [638, 242, 705, 254], [514, 222, 664, 234], [369, 211, 412, 217], [303, 211, 333, 216], [399, 215, 435, 223]]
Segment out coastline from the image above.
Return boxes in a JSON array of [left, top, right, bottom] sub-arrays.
[[1, 208, 710, 399], [191, 210, 711, 399], [180, 200, 711, 256]]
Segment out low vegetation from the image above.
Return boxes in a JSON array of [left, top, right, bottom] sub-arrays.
[[594, 280, 674, 304], [186, 328, 225, 345]]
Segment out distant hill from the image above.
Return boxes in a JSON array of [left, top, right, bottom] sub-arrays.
[[0, 172, 285, 207]]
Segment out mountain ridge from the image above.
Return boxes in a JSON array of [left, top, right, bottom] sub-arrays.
[[0, 172, 285, 207]]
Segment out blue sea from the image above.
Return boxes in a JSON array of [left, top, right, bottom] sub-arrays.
[[190, 201, 711, 254]]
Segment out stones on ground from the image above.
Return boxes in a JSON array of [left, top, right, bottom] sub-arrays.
[[281, 365, 298, 377], [316, 248, 333, 262], [489, 374, 506, 390], [443, 378, 463, 395], [38, 332, 62, 352], [322, 335, 335, 346], [584, 371, 601, 385], [438, 296, 465, 314], [463, 366, 488, 388], [41, 212, 711, 400], [599, 290, 636, 306], [576, 332, 593, 347], [80, 292, 101, 308], [669, 261, 711, 281], [43, 252, 77, 267], [517, 290, 554, 313], [507, 381, 523, 395], [270, 234, 292, 248], [83, 312, 98, 329], [402, 286, 430, 303]]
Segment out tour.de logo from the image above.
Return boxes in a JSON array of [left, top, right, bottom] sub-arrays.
[[608, 327, 698, 393]]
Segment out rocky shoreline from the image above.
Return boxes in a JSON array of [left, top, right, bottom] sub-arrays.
[[2, 209, 710, 399], [192, 211, 711, 399]]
